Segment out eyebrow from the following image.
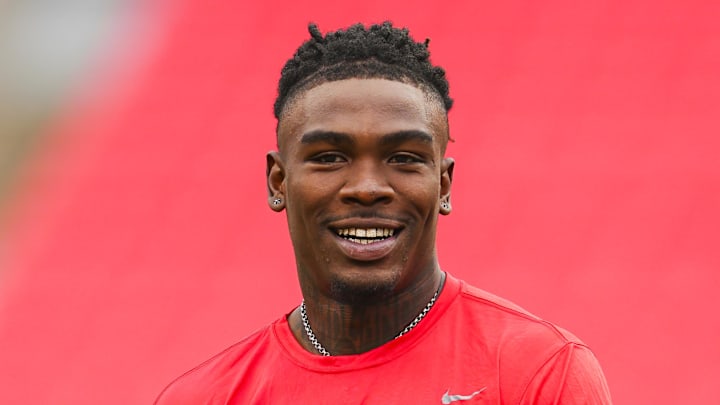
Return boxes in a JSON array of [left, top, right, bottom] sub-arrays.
[[300, 130, 433, 146], [301, 130, 355, 146], [378, 130, 434, 146]]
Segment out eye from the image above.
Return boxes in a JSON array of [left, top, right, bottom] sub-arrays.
[[309, 153, 347, 164], [388, 153, 424, 164]]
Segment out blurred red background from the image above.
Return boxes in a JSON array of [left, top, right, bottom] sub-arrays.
[[1, 1, 718, 403]]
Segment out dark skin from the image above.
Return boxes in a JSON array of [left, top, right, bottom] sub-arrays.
[[267, 78, 454, 355]]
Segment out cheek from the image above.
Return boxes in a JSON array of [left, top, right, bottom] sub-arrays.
[[287, 174, 322, 202], [285, 175, 338, 228], [396, 176, 442, 210]]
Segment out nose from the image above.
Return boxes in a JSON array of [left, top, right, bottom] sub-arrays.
[[338, 159, 393, 206]]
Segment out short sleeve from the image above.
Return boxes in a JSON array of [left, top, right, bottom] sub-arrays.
[[521, 343, 613, 404]]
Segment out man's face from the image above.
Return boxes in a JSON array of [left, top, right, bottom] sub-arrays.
[[268, 78, 453, 303]]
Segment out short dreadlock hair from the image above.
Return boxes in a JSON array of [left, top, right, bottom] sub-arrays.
[[274, 22, 453, 120]]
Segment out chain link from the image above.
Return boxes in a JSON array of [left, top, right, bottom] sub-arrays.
[[395, 289, 439, 338], [300, 301, 331, 356]]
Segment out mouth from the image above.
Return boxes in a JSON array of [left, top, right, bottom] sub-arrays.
[[333, 227, 397, 245]]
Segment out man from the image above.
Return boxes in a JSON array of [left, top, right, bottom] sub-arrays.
[[155, 22, 612, 404]]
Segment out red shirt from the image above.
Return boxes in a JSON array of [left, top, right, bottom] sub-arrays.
[[156, 274, 612, 404]]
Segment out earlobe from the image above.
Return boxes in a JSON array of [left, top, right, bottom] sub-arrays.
[[439, 199, 452, 215], [267, 151, 286, 212], [439, 157, 454, 215], [269, 196, 285, 211]]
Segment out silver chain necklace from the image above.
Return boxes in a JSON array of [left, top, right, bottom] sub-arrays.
[[299, 283, 442, 356]]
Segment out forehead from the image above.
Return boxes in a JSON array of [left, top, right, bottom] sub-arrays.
[[277, 79, 447, 149]]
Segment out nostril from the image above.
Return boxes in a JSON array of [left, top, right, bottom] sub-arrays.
[[339, 181, 394, 205]]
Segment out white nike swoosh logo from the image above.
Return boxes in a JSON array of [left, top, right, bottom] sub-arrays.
[[441, 387, 487, 403]]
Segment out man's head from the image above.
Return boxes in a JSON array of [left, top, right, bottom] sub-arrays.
[[267, 23, 454, 305]]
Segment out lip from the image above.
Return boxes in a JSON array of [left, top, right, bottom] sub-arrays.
[[328, 218, 404, 262]]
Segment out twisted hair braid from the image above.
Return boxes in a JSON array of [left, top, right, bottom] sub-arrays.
[[274, 22, 453, 119]]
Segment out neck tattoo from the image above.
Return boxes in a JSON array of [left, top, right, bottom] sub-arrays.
[[299, 275, 445, 356]]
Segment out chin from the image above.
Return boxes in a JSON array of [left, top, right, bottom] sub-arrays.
[[328, 270, 399, 305]]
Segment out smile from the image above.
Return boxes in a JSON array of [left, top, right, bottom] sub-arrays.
[[334, 227, 396, 244]]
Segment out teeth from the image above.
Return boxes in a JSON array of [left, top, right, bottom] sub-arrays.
[[346, 237, 379, 244], [335, 227, 395, 240]]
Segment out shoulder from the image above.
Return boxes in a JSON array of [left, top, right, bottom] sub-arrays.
[[456, 281, 583, 345], [452, 279, 612, 403], [154, 322, 276, 405], [446, 279, 588, 376]]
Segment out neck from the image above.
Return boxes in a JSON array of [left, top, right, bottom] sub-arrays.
[[289, 270, 445, 356]]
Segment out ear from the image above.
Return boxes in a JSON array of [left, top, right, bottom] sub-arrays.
[[439, 157, 454, 215], [266, 151, 286, 212]]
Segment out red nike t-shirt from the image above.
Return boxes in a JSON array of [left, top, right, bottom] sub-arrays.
[[155, 274, 612, 404]]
